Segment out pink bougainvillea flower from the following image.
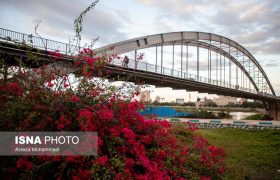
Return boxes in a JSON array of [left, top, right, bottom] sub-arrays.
[[96, 156, 108, 165], [70, 95, 80, 103]]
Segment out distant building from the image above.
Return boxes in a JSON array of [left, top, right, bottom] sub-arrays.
[[140, 90, 151, 103], [155, 96, 161, 102], [213, 96, 237, 106], [202, 97, 216, 106], [203, 97, 209, 104], [195, 98, 203, 108], [176, 98, 184, 104], [239, 98, 247, 104]]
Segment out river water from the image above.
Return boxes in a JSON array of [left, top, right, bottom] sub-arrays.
[[229, 112, 257, 120]]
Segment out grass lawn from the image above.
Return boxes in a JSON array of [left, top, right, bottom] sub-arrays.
[[196, 129, 280, 179]]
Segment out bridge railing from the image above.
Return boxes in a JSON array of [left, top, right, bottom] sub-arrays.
[[112, 57, 258, 94], [0, 27, 80, 54]]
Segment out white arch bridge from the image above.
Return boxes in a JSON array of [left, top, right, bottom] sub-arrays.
[[0, 28, 279, 120]]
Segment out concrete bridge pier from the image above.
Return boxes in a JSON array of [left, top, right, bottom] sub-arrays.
[[266, 101, 280, 121]]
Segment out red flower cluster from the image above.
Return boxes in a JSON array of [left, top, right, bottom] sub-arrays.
[[78, 109, 93, 121], [6, 82, 23, 96], [98, 108, 113, 121], [96, 155, 108, 165], [70, 95, 80, 102], [193, 136, 226, 175], [16, 158, 33, 171], [0, 48, 226, 179], [186, 121, 198, 131], [79, 48, 97, 67], [56, 114, 71, 130], [122, 127, 135, 139], [48, 50, 63, 61], [79, 48, 95, 56]]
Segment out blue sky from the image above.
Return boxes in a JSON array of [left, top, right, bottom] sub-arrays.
[[0, 0, 279, 100]]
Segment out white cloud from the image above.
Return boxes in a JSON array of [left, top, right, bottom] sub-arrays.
[[1, 0, 279, 95]]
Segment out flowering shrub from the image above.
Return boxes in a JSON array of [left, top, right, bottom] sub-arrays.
[[0, 48, 225, 179]]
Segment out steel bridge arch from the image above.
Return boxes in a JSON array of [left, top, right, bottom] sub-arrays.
[[185, 40, 258, 92], [94, 32, 275, 96]]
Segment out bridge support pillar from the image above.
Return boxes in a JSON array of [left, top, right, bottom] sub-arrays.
[[266, 101, 280, 121]]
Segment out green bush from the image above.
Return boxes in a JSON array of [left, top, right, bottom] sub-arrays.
[[243, 114, 273, 120]]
